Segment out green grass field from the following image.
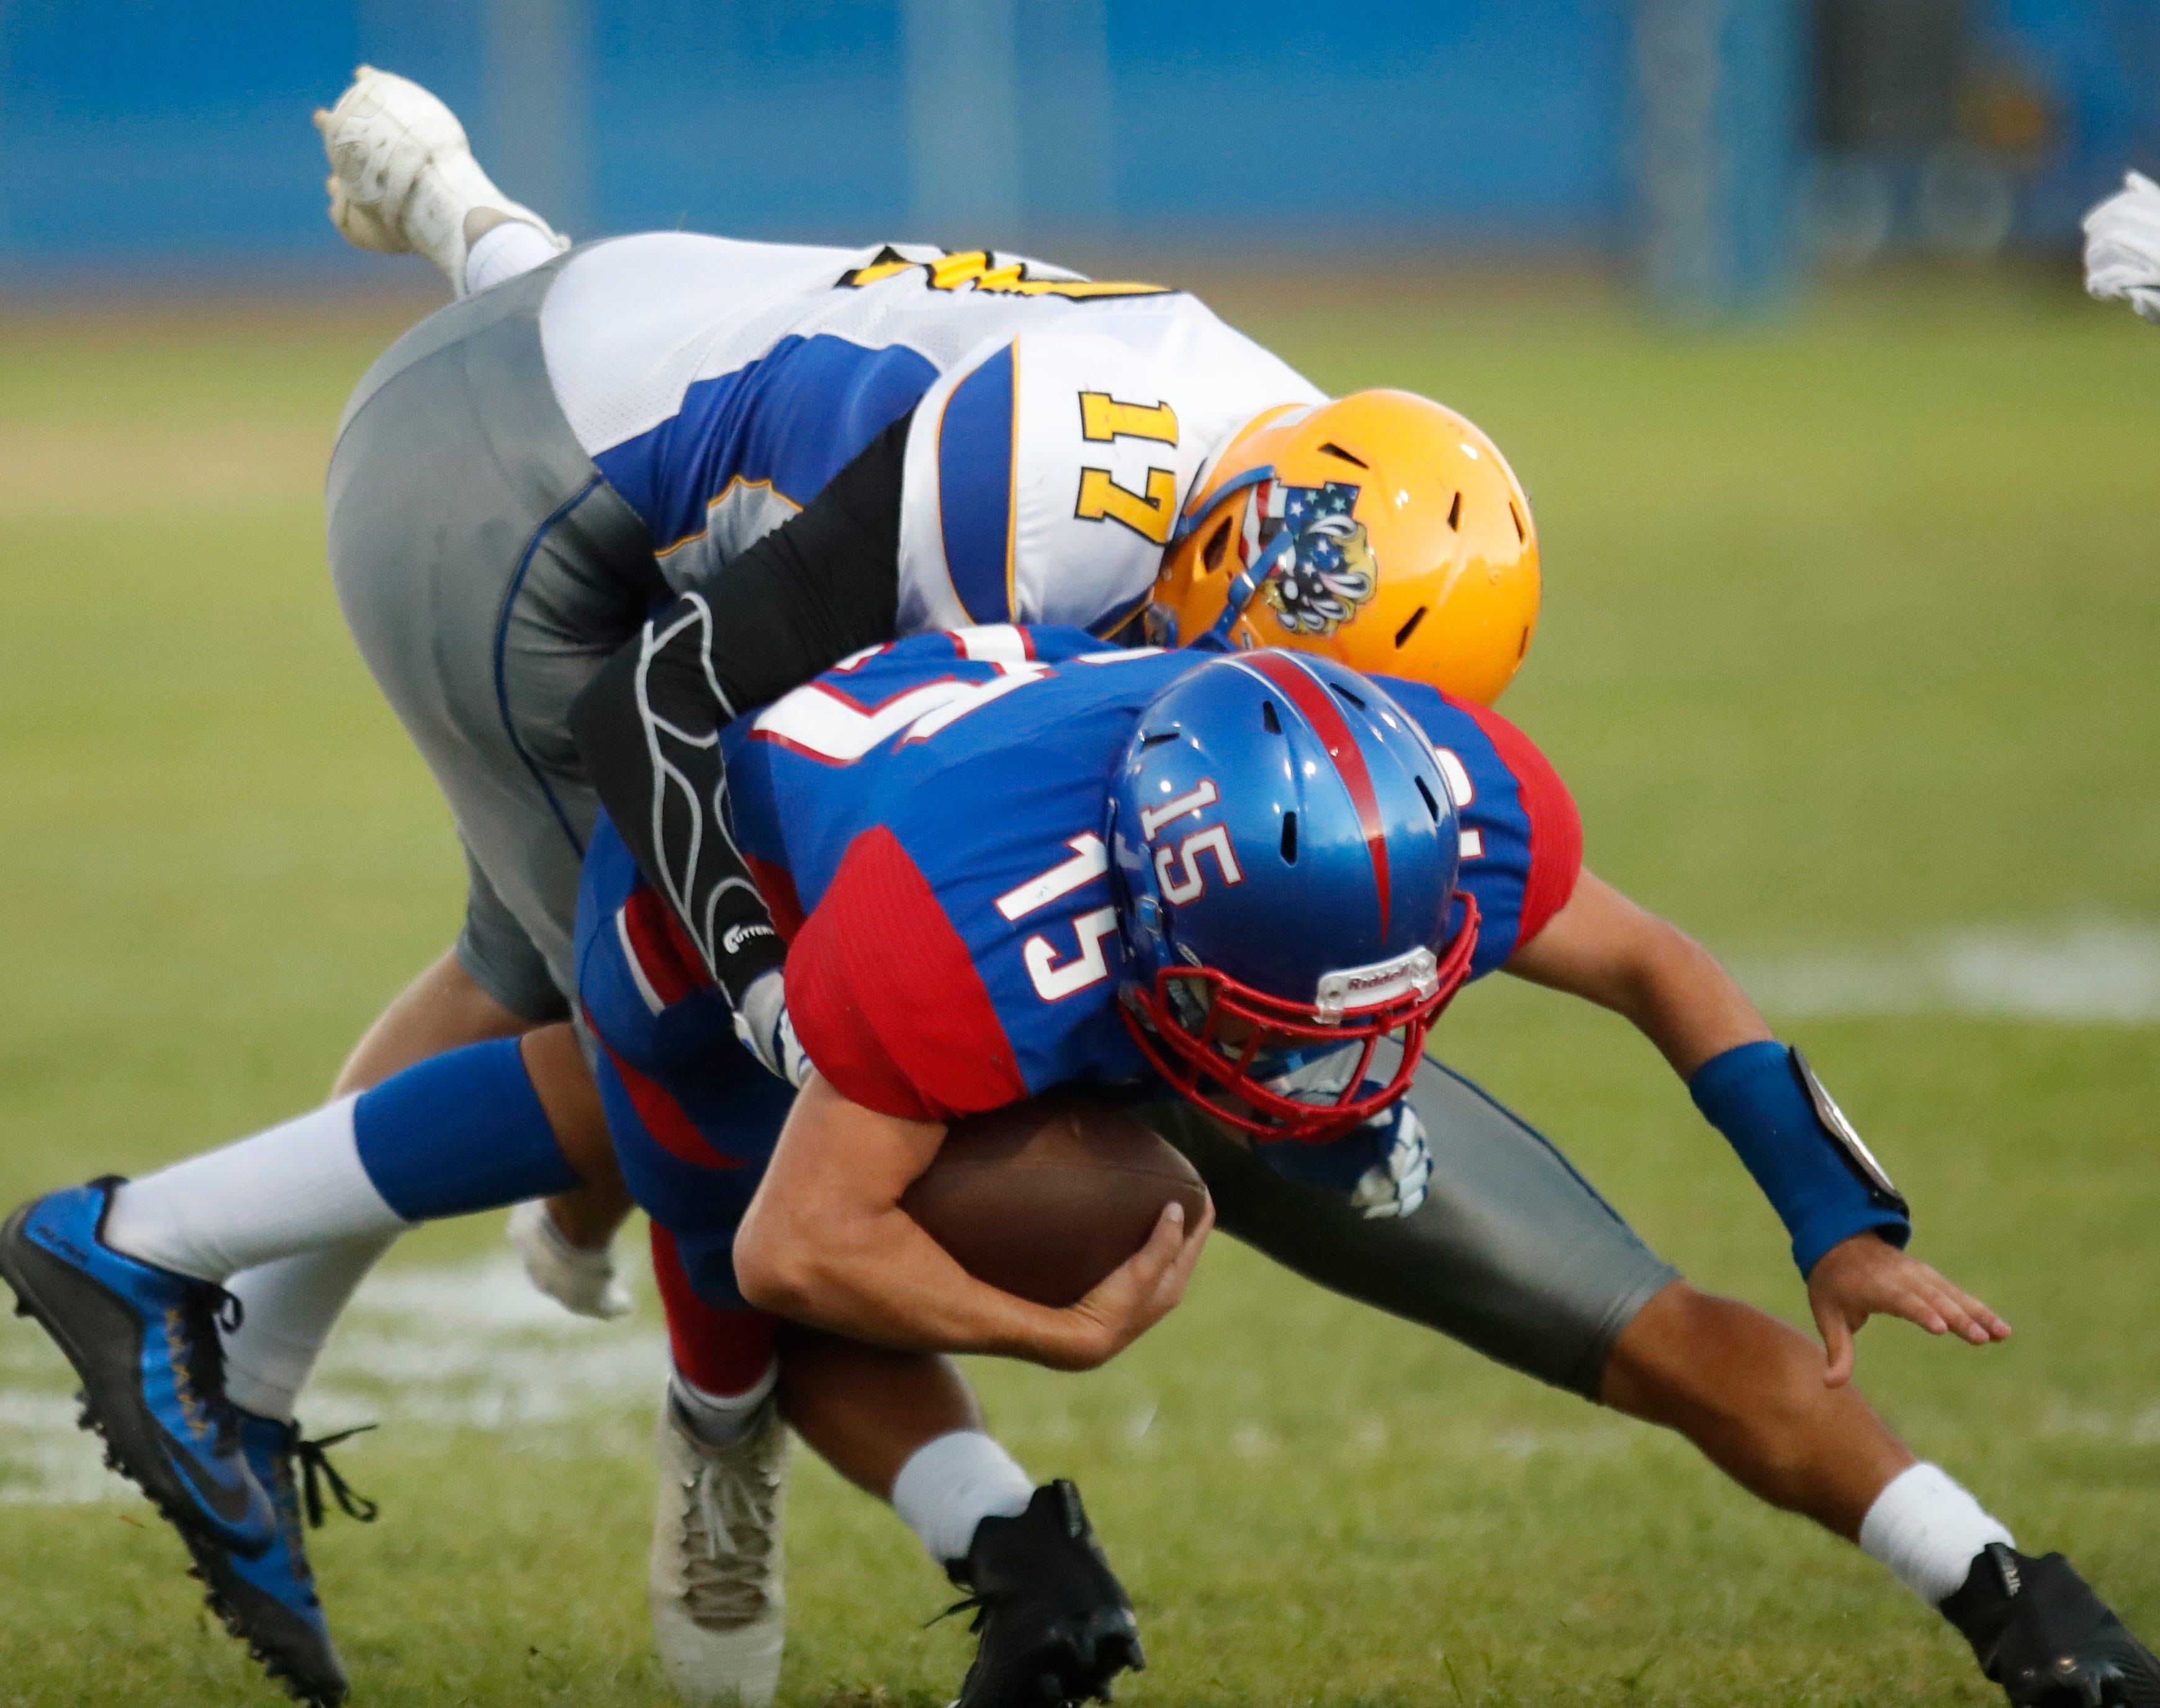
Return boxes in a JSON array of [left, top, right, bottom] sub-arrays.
[[1, 269, 2156, 1707]]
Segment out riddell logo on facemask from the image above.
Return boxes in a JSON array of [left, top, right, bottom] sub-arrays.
[[722, 922, 777, 956]]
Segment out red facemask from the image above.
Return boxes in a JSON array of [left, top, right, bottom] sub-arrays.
[[1120, 894, 1480, 1142]]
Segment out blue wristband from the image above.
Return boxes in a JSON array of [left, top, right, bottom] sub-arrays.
[[1688, 1041, 1910, 1277]]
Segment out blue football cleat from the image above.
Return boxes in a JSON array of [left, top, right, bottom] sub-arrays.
[[0, 1176, 275, 1556], [184, 1412, 377, 1707]]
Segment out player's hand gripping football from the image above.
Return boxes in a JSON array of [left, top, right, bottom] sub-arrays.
[[1806, 1234, 2011, 1387], [739, 1072, 1215, 1372], [1053, 1192, 1217, 1372]]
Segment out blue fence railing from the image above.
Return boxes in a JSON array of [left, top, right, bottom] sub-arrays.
[[0, 0, 2148, 274]]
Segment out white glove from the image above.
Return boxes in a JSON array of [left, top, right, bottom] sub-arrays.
[[507, 1199, 633, 1320], [1346, 1100, 1433, 1220], [2082, 170, 2160, 325], [731, 967, 811, 1087]]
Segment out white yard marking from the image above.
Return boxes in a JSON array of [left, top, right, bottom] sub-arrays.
[[0, 1254, 666, 1504], [1734, 922, 2160, 1023]]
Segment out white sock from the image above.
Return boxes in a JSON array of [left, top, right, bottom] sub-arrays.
[[221, 1231, 402, 1421], [669, 1361, 778, 1448], [1859, 1462, 2015, 1605], [890, 1430, 1034, 1566], [102, 1097, 409, 1282], [464, 220, 562, 294]]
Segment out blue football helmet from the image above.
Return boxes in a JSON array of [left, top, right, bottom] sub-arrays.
[[1105, 650, 1480, 1140]]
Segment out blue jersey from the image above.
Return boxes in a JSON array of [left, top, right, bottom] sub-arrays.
[[577, 626, 1582, 1128]]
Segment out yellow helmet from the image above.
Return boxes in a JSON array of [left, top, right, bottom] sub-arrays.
[[1143, 390, 1540, 706]]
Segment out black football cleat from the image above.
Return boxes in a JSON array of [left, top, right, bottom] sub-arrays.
[[183, 1411, 379, 1706], [945, 1480, 1143, 1708], [1943, 1543, 2160, 1708]]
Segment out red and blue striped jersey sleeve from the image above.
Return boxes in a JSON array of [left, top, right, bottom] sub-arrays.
[[783, 825, 1031, 1123], [1375, 679, 1583, 976]]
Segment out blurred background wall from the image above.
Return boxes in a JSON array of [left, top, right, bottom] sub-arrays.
[[0, 0, 2154, 308]]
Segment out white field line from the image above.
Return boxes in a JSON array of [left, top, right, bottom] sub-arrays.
[[0, 1254, 665, 1505], [1733, 922, 2160, 1023]]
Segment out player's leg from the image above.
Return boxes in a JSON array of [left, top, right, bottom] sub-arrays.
[[218, 945, 536, 1429], [1148, 1064, 2160, 1708], [332, 945, 531, 1094], [1598, 1280, 1908, 1532], [605, 1032, 1139, 1708], [324, 242, 657, 1311], [0, 207, 636, 1701], [0, 1011, 605, 1704], [313, 66, 567, 297], [1597, 1286, 2160, 1705], [785, 1324, 1141, 1708]]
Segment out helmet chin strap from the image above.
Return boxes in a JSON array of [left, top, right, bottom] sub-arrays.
[[1192, 526, 1295, 653], [1171, 465, 1295, 654]]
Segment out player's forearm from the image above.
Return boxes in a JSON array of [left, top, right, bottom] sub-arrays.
[[734, 1204, 1097, 1367], [1607, 925, 1771, 1079], [566, 420, 911, 1000], [1505, 870, 1769, 1078], [1507, 873, 1906, 1275], [736, 1073, 1113, 1368]]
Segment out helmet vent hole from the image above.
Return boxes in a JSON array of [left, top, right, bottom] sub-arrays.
[[1447, 491, 1462, 530], [1508, 500, 1525, 542], [1318, 441, 1369, 469], [1415, 776, 1441, 824], [1140, 730, 1179, 750], [1331, 684, 1367, 711], [1393, 606, 1428, 649], [1261, 699, 1280, 734], [1516, 624, 1530, 660], [1280, 812, 1299, 863], [1202, 517, 1233, 573]]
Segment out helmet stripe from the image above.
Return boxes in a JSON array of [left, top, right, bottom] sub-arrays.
[[1238, 653, 1391, 936]]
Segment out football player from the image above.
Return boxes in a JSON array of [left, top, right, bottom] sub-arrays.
[[5, 63, 2146, 1708], [294, 61, 1541, 1304], [8, 66, 1549, 1701], [13, 628, 2159, 1708], [2084, 170, 2160, 323], [11, 62, 1537, 1707], [582, 627, 2160, 1708]]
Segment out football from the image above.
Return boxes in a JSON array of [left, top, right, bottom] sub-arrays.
[[901, 1093, 1210, 1307]]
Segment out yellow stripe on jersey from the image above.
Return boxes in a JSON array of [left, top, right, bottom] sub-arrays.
[[840, 246, 1168, 300]]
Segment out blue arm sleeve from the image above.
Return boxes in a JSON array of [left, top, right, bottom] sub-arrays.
[[1688, 1041, 1911, 1278]]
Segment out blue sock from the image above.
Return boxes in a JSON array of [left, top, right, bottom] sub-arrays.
[[351, 1038, 580, 1221]]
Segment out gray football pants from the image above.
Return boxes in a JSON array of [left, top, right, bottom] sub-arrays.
[[328, 252, 657, 1021], [325, 259, 1679, 1396], [1147, 1067, 1678, 1398]]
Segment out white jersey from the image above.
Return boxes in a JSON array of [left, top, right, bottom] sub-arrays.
[[537, 233, 1323, 633]]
